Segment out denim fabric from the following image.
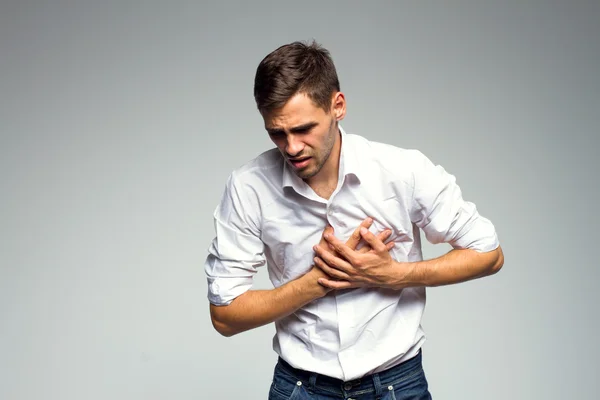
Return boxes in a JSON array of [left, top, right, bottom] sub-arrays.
[[268, 351, 432, 400]]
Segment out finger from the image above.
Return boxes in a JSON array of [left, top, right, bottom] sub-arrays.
[[345, 217, 373, 250], [359, 227, 387, 253], [358, 229, 392, 254], [385, 241, 395, 251], [314, 257, 351, 280], [377, 229, 393, 242], [318, 225, 335, 250], [313, 244, 354, 274], [323, 233, 359, 265], [319, 225, 334, 241], [317, 278, 354, 290]]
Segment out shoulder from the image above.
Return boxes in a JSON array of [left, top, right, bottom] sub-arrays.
[[215, 148, 283, 228], [370, 140, 426, 166], [227, 148, 283, 191], [217, 148, 285, 222], [347, 133, 429, 181]]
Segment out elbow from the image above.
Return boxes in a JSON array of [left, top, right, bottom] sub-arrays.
[[210, 304, 239, 337], [488, 246, 504, 276], [212, 319, 236, 337]]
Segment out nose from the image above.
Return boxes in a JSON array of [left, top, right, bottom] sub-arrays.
[[285, 134, 304, 157]]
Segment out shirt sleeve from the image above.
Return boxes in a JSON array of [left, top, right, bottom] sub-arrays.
[[204, 173, 265, 306], [409, 151, 499, 252]]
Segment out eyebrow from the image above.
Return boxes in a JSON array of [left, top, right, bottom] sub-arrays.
[[266, 122, 318, 135]]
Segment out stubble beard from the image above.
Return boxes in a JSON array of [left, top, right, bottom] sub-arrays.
[[296, 120, 338, 181]]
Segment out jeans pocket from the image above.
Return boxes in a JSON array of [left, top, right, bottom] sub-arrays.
[[268, 380, 302, 400], [386, 367, 432, 400], [269, 367, 304, 400]]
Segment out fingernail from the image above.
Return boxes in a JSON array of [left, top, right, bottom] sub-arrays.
[[366, 217, 373, 224], [360, 227, 368, 234]]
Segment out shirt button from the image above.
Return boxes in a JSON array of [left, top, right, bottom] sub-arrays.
[[296, 381, 302, 386]]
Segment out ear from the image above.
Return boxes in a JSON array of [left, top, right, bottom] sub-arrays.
[[331, 92, 346, 121]]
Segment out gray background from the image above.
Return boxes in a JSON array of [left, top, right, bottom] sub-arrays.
[[1, 1, 598, 399]]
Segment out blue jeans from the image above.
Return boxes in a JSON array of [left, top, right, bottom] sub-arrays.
[[268, 351, 432, 399]]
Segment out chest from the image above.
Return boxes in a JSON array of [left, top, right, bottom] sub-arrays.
[[260, 181, 416, 286], [307, 178, 338, 200]]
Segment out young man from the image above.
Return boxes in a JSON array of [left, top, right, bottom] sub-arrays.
[[205, 41, 503, 399]]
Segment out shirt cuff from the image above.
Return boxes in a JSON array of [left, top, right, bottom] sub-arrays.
[[206, 274, 254, 306]]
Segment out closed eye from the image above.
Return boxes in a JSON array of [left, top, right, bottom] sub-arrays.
[[292, 127, 311, 134], [267, 129, 284, 137], [266, 122, 318, 137], [290, 122, 318, 134]]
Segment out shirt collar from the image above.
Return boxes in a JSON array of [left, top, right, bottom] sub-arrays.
[[282, 125, 362, 192], [338, 125, 362, 183]]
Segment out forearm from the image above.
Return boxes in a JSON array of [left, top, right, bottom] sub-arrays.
[[393, 246, 504, 289], [210, 269, 328, 337]]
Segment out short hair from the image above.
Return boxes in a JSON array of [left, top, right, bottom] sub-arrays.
[[253, 40, 340, 115]]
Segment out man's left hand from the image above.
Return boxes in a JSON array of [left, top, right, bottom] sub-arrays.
[[313, 226, 406, 290]]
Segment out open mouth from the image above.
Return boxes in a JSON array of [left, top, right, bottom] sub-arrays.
[[289, 157, 311, 169]]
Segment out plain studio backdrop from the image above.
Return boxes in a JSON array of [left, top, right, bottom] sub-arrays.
[[1, 1, 598, 399]]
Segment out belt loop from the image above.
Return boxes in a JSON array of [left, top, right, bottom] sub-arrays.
[[309, 373, 317, 391], [372, 372, 382, 399]]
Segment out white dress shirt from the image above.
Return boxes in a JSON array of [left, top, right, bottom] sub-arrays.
[[205, 126, 499, 381]]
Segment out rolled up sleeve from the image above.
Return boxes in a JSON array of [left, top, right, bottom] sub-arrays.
[[204, 174, 265, 306], [409, 151, 499, 252]]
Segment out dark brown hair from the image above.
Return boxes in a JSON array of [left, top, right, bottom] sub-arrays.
[[253, 40, 340, 115]]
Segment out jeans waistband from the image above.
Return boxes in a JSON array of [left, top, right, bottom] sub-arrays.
[[276, 350, 423, 398]]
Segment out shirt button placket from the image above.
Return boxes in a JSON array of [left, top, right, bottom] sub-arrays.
[[326, 205, 335, 228]]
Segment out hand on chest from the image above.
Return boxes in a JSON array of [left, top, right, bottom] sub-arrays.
[[261, 187, 414, 285]]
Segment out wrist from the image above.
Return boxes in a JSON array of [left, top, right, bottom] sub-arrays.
[[387, 260, 412, 290], [300, 268, 332, 298]]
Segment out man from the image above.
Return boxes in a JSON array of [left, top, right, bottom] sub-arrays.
[[205, 40, 503, 399]]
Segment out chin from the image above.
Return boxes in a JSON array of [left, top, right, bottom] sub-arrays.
[[299, 169, 321, 181], [295, 171, 312, 180]]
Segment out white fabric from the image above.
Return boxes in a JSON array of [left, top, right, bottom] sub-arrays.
[[204, 126, 499, 381]]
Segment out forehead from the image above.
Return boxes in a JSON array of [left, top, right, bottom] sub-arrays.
[[263, 93, 327, 129]]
